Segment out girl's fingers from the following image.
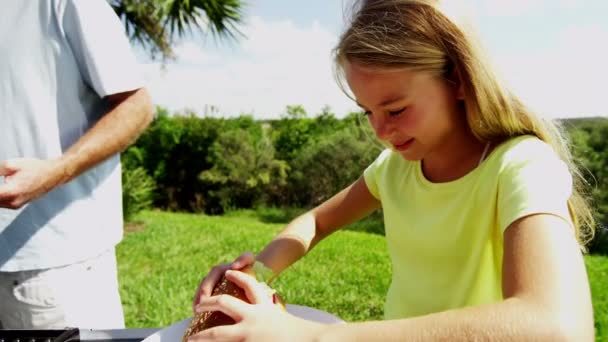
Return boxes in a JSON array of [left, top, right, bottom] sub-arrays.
[[224, 270, 273, 304], [187, 324, 243, 342], [192, 264, 229, 311], [230, 251, 255, 270], [192, 251, 254, 312], [194, 294, 251, 321]]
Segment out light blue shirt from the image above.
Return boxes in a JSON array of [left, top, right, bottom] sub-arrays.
[[0, 0, 144, 271]]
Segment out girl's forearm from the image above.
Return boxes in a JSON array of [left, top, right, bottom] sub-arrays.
[[256, 211, 321, 278], [314, 298, 590, 341]]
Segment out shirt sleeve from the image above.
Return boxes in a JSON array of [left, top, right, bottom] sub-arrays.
[[497, 142, 574, 233], [363, 149, 392, 200], [61, 0, 144, 97]]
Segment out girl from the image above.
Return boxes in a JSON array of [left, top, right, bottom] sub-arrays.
[[190, 0, 595, 340]]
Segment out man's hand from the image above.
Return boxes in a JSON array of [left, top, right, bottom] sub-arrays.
[[0, 158, 66, 209], [0, 88, 153, 210]]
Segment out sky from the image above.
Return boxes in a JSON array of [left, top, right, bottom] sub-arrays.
[[136, 0, 608, 120]]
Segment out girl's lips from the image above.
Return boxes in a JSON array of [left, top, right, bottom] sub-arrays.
[[393, 138, 414, 151]]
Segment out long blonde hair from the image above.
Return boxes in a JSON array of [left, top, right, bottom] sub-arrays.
[[334, 0, 595, 248]]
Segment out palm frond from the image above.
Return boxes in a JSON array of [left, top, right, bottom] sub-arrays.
[[109, 0, 246, 60]]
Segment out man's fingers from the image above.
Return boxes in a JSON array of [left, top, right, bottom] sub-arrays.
[[0, 160, 14, 177], [188, 324, 243, 342], [195, 294, 250, 321], [0, 182, 20, 209]]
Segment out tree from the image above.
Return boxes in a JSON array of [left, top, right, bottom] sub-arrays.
[[109, 0, 245, 60], [200, 128, 289, 212]]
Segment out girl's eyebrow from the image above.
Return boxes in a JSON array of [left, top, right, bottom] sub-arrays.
[[357, 96, 406, 109]]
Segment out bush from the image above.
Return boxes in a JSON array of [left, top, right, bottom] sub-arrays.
[[565, 117, 608, 254], [254, 206, 305, 223], [122, 166, 156, 222], [200, 127, 289, 213], [130, 110, 227, 211], [589, 224, 608, 255], [288, 127, 380, 207]]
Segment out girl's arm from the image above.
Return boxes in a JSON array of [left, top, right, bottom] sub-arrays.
[[193, 176, 380, 309], [257, 176, 381, 277], [314, 214, 595, 341]]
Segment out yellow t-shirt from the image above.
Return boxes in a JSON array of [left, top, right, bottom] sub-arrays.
[[363, 135, 573, 319]]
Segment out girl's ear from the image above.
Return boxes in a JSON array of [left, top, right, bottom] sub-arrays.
[[455, 73, 465, 100], [445, 62, 464, 100], [447, 64, 465, 100]]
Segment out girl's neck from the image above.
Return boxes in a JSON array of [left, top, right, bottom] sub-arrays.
[[421, 130, 489, 183]]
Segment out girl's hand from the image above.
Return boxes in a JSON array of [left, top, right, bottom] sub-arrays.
[[192, 252, 256, 312], [189, 270, 324, 342]]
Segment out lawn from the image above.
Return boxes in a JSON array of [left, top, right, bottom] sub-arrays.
[[117, 210, 607, 340]]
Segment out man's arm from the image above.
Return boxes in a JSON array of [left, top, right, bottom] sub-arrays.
[[0, 88, 154, 209]]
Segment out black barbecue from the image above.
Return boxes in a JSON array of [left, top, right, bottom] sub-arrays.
[[0, 327, 160, 342]]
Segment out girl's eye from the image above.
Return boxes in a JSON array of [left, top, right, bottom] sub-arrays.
[[388, 108, 406, 117], [363, 110, 372, 116]]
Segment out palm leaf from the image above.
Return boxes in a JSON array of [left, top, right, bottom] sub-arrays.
[[109, 0, 245, 60]]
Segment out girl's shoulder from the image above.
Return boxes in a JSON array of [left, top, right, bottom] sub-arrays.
[[371, 148, 417, 170], [490, 135, 565, 174], [364, 148, 417, 182]]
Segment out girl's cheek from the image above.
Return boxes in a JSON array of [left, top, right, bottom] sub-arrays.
[[400, 110, 419, 130]]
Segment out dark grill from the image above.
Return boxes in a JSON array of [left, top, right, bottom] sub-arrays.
[[0, 328, 159, 342], [0, 328, 79, 342]]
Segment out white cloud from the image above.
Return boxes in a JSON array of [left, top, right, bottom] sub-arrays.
[[140, 8, 607, 120], [173, 41, 217, 65], [474, 0, 582, 17], [488, 24, 608, 118], [141, 16, 356, 119], [476, 0, 544, 17]]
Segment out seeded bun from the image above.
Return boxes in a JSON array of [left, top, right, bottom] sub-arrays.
[[183, 266, 284, 341]]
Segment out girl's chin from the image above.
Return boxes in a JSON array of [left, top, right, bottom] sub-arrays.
[[392, 148, 422, 161], [398, 152, 422, 161]]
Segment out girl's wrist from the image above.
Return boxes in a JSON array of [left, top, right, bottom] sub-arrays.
[[252, 259, 276, 283]]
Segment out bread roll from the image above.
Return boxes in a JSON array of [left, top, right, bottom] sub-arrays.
[[182, 266, 284, 341]]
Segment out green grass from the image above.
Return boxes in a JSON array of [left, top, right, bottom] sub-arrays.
[[587, 255, 608, 340], [117, 210, 607, 341], [117, 210, 389, 327]]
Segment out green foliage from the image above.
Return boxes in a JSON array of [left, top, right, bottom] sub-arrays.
[[122, 109, 607, 255], [110, 0, 245, 60], [271, 105, 352, 163], [121, 166, 156, 222], [288, 127, 379, 206], [563, 117, 608, 255], [271, 116, 315, 162], [252, 206, 305, 224], [133, 110, 224, 212], [200, 127, 289, 212], [282, 105, 308, 119]]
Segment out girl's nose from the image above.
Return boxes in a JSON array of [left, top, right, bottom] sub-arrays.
[[370, 115, 392, 140]]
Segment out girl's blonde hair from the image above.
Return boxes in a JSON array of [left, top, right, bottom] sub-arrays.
[[333, 0, 595, 248]]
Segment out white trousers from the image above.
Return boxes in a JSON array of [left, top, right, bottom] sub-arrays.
[[0, 248, 125, 329]]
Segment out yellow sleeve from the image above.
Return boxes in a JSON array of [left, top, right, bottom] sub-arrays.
[[363, 149, 392, 200], [497, 144, 573, 233]]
